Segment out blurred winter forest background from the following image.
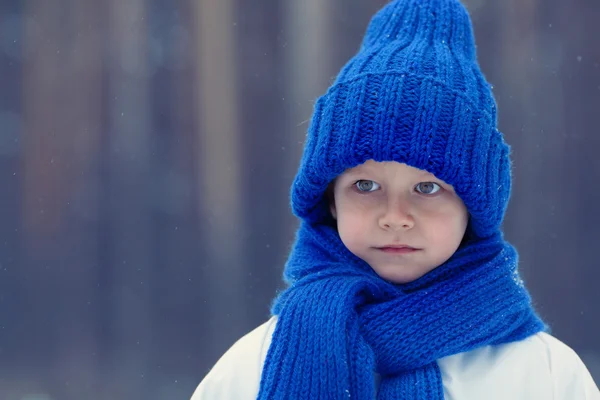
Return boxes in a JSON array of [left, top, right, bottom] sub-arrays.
[[0, 0, 598, 399]]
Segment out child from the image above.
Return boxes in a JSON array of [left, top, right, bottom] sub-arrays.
[[192, 0, 600, 398]]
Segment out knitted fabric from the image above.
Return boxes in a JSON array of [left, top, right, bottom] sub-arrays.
[[258, 0, 547, 398], [257, 223, 546, 399], [291, 0, 509, 239]]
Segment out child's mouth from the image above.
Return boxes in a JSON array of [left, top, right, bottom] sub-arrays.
[[377, 246, 419, 254]]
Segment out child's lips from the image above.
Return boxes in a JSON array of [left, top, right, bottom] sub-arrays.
[[376, 246, 419, 254]]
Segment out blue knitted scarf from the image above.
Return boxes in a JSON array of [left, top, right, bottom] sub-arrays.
[[257, 222, 546, 399]]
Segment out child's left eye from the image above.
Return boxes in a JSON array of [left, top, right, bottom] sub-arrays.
[[416, 182, 441, 194]]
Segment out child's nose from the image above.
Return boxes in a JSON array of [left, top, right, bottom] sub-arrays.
[[378, 198, 415, 230]]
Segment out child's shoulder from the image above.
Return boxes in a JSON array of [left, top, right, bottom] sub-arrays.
[[190, 317, 276, 400], [438, 331, 599, 399], [192, 319, 598, 400]]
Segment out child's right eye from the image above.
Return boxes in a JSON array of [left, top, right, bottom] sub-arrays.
[[355, 180, 380, 192]]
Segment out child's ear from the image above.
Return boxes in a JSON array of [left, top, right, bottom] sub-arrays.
[[325, 182, 337, 219], [330, 202, 337, 219]]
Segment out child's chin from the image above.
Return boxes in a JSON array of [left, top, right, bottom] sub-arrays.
[[372, 265, 427, 285]]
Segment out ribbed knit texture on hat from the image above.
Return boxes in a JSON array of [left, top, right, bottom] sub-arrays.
[[290, 0, 511, 238], [258, 1, 547, 398]]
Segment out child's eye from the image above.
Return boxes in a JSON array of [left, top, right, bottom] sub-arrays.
[[415, 182, 441, 195], [355, 180, 380, 192]]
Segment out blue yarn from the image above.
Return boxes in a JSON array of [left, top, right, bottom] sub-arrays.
[[258, 0, 547, 398], [291, 0, 509, 239], [258, 224, 546, 399]]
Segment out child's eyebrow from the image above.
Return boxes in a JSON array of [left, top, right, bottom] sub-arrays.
[[344, 168, 374, 177], [344, 167, 439, 181], [419, 171, 436, 178]]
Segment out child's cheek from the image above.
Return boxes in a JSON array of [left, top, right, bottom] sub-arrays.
[[343, 191, 381, 212], [412, 191, 458, 211]]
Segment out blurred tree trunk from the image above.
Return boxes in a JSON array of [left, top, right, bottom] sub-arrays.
[[557, 0, 600, 351], [20, 0, 105, 397], [103, 0, 153, 397], [151, 0, 206, 387], [282, 0, 335, 240], [194, 0, 246, 364]]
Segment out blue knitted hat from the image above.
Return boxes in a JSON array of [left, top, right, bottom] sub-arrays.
[[290, 0, 511, 239]]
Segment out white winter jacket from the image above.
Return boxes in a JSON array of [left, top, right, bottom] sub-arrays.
[[192, 316, 600, 399]]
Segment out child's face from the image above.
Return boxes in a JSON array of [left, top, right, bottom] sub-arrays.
[[330, 160, 468, 284]]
